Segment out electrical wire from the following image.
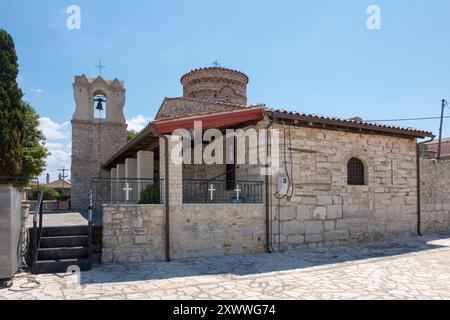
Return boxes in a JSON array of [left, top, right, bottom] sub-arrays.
[[367, 116, 450, 122], [274, 121, 294, 201]]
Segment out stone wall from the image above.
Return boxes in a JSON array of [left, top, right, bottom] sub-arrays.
[[23, 200, 59, 212], [71, 120, 127, 211], [269, 124, 419, 250], [157, 97, 245, 119], [181, 67, 248, 105], [102, 204, 165, 263], [101, 203, 265, 263], [420, 159, 450, 233], [171, 204, 265, 260]]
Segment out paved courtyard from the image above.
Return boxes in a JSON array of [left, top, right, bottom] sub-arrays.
[[2, 231, 450, 300]]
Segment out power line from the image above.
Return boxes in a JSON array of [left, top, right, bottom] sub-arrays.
[[367, 116, 450, 122]]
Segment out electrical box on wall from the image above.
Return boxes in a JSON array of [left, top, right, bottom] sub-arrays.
[[277, 174, 289, 194]]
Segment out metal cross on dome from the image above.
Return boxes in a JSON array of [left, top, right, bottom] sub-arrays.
[[213, 59, 220, 67]]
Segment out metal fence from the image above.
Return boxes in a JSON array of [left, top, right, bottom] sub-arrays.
[[91, 178, 164, 204], [183, 179, 264, 204]]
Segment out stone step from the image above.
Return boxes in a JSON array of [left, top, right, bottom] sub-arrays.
[[32, 258, 91, 274], [41, 226, 89, 237], [37, 246, 88, 261], [40, 235, 89, 248]]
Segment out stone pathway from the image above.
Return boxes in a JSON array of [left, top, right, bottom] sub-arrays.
[[26, 211, 87, 228], [2, 232, 450, 300]]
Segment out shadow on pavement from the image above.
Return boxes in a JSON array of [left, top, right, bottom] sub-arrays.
[[79, 231, 450, 285]]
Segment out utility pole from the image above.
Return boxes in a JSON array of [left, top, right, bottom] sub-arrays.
[[437, 99, 446, 160], [57, 167, 69, 198]]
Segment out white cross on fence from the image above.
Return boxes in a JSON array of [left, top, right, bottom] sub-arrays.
[[123, 183, 133, 202], [234, 184, 242, 200], [208, 184, 216, 201]]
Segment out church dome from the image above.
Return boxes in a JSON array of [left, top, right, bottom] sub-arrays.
[[180, 67, 249, 105]]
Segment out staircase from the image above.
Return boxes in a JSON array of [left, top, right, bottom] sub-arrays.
[[32, 226, 91, 274]]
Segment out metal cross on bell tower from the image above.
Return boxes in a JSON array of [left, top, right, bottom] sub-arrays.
[[94, 61, 106, 76]]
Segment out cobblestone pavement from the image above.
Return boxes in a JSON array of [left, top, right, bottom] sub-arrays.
[[2, 232, 450, 300]]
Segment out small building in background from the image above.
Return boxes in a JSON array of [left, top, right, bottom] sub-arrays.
[[422, 138, 450, 160]]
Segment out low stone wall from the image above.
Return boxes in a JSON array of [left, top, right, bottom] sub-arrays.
[[420, 159, 450, 233], [23, 200, 59, 212], [102, 204, 165, 263], [171, 204, 265, 260], [101, 203, 265, 263]]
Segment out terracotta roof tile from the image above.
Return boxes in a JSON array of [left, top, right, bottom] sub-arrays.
[[265, 107, 433, 137]]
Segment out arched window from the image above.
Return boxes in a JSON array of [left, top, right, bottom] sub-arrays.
[[347, 158, 365, 185]]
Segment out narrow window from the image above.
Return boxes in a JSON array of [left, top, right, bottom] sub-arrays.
[[347, 158, 365, 185], [93, 93, 106, 119]]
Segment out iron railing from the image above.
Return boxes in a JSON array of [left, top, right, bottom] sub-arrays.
[[87, 189, 93, 268], [32, 190, 44, 266], [91, 177, 164, 204], [183, 179, 264, 204]]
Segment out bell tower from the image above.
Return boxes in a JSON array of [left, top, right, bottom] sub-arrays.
[[70, 75, 127, 211]]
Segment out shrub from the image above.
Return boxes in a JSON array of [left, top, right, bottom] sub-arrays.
[[139, 183, 160, 204], [30, 185, 61, 201]]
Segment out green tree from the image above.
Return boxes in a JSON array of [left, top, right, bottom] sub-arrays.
[[0, 29, 48, 184], [30, 185, 60, 201], [127, 129, 138, 141], [0, 29, 25, 177], [21, 101, 48, 178]]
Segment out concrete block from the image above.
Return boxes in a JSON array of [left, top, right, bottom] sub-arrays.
[[313, 207, 327, 220], [305, 221, 323, 234], [327, 205, 343, 220]]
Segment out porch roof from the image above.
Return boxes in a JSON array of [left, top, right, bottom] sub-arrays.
[[102, 107, 265, 170]]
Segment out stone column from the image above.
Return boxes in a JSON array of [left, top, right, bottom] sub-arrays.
[[125, 158, 138, 202], [116, 163, 125, 202], [159, 135, 183, 259], [110, 168, 117, 202], [137, 151, 154, 200]]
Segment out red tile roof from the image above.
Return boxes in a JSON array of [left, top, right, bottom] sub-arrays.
[[265, 108, 433, 138]]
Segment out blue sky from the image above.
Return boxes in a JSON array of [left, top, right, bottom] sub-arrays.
[[1, 0, 450, 181]]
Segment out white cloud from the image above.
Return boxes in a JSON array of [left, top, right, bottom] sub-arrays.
[[37, 117, 72, 183], [46, 142, 64, 150], [31, 88, 44, 93], [40, 142, 71, 183], [127, 115, 152, 132], [39, 117, 70, 140]]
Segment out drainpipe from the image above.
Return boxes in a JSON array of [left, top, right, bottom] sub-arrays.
[[416, 136, 435, 236], [263, 120, 274, 253], [155, 133, 171, 262], [163, 135, 170, 261]]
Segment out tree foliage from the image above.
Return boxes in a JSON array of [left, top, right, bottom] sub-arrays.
[[0, 29, 48, 182], [0, 29, 25, 177], [30, 185, 60, 201], [21, 101, 48, 178], [127, 129, 138, 141]]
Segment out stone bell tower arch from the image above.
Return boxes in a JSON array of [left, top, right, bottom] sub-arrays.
[[71, 75, 127, 211]]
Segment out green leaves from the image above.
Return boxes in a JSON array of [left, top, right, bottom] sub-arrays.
[[0, 29, 47, 181]]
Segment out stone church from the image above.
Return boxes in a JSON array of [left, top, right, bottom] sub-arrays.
[[69, 66, 449, 264]]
